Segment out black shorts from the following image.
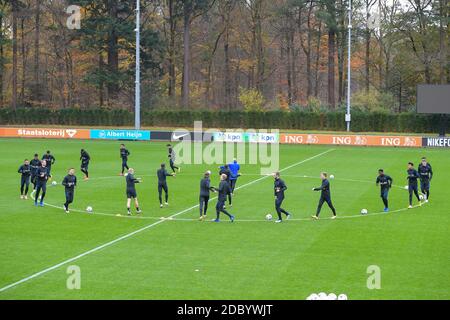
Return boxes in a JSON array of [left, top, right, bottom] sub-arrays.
[[65, 190, 74, 202], [36, 180, 47, 192], [158, 183, 168, 194], [420, 180, 430, 191], [21, 175, 30, 185], [126, 189, 137, 198]]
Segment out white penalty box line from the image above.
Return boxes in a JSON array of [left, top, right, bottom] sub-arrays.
[[0, 149, 334, 293]]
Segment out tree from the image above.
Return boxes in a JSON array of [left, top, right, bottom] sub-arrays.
[[318, 0, 338, 108], [0, 0, 8, 107], [400, 0, 435, 83], [11, 0, 19, 109], [33, 0, 41, 103], [438, 0, 448, 83]]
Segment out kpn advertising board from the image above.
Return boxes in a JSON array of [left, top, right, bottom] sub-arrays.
[[213, 131, 279, 143]]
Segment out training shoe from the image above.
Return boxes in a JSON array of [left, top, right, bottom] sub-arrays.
[[136, 210, 142, 214], [84, 177, 89, 181], [286, 213, 292, 220], [160, 204, 163, 208], [230, 215, 235, 223], [24, 195, 28, 200], [34, 202, 38, 207], [213, 219, 220, 222], [39, 202, 44, 207], [127, 212, 131, 216], [20, 195, 24, 199], [384, 208, 389, 212], [331, 215, 337, 220], [311, 215, 319, 220], [165, 202, 169, 206], [408, 205, 413, 209], [275, 219, 282, 223]]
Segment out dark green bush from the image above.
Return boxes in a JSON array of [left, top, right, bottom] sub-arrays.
[[0, 108, 446, 133]]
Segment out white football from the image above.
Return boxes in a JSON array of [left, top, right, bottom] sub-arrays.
[[86, 206, 93, 213], [338, 294, 348, 300], [328, 293, 337, 300], [404, 185, 409, 190], [330, 175, 335, 179], [318, 292, 327, 300], [52, 181, 57, 186], [265, 214, 273, 221], [419, 194, 425, 200], [307, 293, 319, 300], [361, 209, 368, 215]]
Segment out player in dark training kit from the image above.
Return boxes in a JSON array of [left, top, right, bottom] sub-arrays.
[[157, 163, 175, 208], [42, 151, 55, 175], [120, 144, 130, 176], [376, 169, 393, 212], [18, 159, 31, 199], [407, 162, 422, 208], [219, 164, 232, 207], [312, 172, 337, 220], [125, 168, 142, 215], [167, 144, 180, 173], [199, 170, 216, 220], [418, 157, 433, 202], [273, 172, 291, 223], [80, 149, 90, 180], [34, 160, 51, 207], [214, 174, 235, 223], [62, 168, 77, 213], [30, 154, 41, 190]]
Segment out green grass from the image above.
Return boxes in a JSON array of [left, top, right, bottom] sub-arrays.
[[0, 138, 449, 300]]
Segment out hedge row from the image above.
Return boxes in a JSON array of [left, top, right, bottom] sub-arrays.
[[0, 108, 447, 133]]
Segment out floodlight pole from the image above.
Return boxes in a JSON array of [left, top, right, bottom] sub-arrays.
[[135, 0, 141, 130], [346, 0, 352, 132]]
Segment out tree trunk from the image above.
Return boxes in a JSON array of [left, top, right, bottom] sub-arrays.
[[254, 0, 264, 92], [365, 22, 370, 92], [327, 29, 336, 108], [168, 0, 176, 99], [0, 12, 3, 106], [305, 1, 314, 99], [314, 20, 322, 98], [12, 1, 18, 109], [182, 3, 191, 108], [224, 9, 232, 109], [99, 53, 104, 107], [34, 0, 41, 102], [107, 0, 119, 101], [290, 30, 297, 102], [20, 17, 26, 104], [65, 50, 74, 108], [439, 0, 447, 84], [337, 27, 344, 104], [286, 33, 293, 105]]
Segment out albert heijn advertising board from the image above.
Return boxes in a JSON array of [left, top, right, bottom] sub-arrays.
[[90, 129, 151, 141], [280, 133, 423, 148]]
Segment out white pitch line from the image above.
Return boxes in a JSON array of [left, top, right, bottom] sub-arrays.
[[0, 149, 334, 293]]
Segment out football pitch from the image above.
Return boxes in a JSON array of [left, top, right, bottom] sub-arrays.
[[0, 138, 449, 300]]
